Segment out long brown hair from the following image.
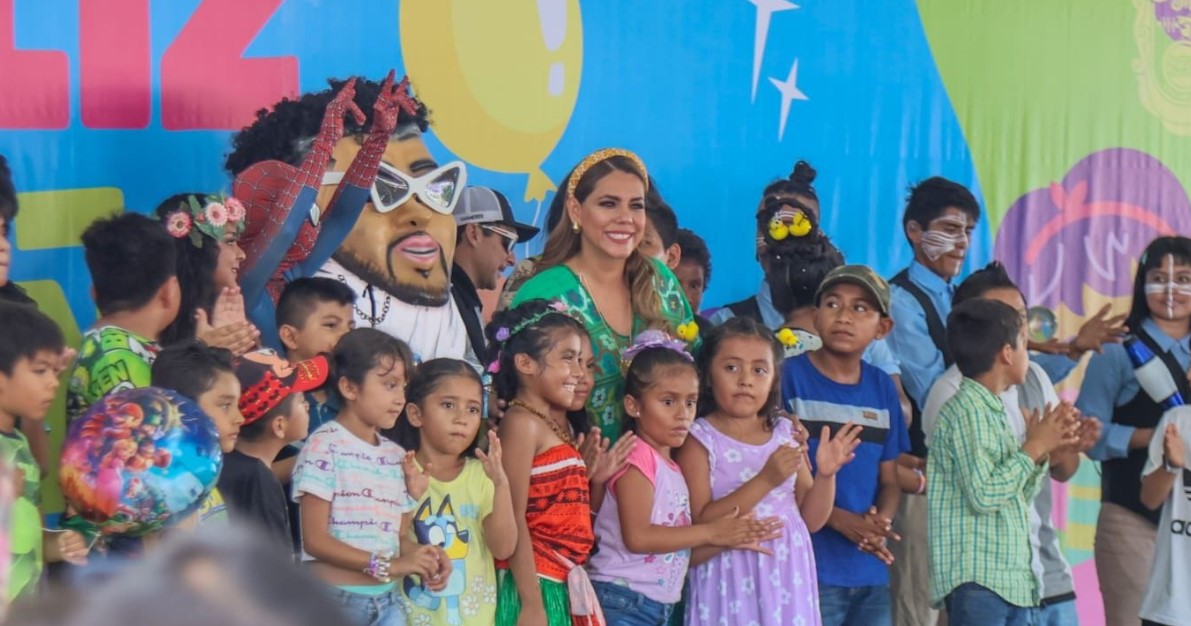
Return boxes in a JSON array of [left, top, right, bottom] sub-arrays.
[[538, 155, 668, 330]]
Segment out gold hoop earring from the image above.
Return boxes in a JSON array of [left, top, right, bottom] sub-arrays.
[[572, 221, 581, 234]]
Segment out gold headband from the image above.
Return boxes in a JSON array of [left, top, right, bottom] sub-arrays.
[[566, 148, 650, 199]]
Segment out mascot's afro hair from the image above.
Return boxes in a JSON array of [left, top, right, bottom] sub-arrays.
[[225, 77, 431, 177]]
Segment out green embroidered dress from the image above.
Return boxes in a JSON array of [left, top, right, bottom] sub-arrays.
[[511, 258, 698, 440]]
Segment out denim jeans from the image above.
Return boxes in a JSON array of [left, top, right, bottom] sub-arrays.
[[331, 587, 406, 626], [1039, 597, 1077, 626], [593, 580, 675, 626], [818, 584, 892, 626], [945, 583, 1041, 626]]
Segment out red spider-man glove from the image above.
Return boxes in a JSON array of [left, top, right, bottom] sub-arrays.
[[237, 79, 364, 306], [329, 70, 417, 196], [292, 72, 423, 287]]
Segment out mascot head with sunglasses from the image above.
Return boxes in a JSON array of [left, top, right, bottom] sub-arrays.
[[226, 74, 469, 359]]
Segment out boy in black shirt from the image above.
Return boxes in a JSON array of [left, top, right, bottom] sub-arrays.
[[219, 348, 328, 555]]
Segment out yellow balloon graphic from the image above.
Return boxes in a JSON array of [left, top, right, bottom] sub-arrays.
[[400, 0, 583, 201]]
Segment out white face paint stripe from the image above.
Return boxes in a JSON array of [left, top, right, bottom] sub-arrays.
[[1143, 254, 1191, 319], [920, 231, 967, 261], [918, 217, 971, 262]]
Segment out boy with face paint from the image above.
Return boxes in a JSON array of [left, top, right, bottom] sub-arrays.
[[885, 176, 981, 626]]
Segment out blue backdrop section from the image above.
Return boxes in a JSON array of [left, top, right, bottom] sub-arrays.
[[1, 0, 985, 329]]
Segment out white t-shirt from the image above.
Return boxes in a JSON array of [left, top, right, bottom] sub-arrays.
[[1140, 406, 1191, 624], [318, 258, 467, 363], [922, 362, 1064, 596], [291, 421, 416, 561]]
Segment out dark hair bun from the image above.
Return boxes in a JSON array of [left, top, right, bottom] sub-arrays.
[[790, 161, 817, 186]]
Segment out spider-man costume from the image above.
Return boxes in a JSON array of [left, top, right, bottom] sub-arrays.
[[233, 73, 420, 347]]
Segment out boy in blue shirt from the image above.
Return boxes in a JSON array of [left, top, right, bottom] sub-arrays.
[[782, 265, 909, 626]]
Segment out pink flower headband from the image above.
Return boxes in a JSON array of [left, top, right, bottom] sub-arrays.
[[162, 194, 247, 249], [621, 329, 694, 368], [487, 301, 574, 374]]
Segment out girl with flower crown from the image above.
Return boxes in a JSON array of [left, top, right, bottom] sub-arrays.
[[152, 193, 258, 355], [587, 330, 784, 625], [487, 299, 601, 626], [510, 149, 699, 443]]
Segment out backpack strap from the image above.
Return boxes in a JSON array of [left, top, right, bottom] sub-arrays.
[[890, 269, 953, 367], [1134, 327, 1191, 401]]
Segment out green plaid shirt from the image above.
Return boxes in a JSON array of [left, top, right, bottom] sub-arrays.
[[927, 378, 1047, 608]]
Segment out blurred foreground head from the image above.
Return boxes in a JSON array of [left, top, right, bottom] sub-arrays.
[[9, 527, 346, 626]]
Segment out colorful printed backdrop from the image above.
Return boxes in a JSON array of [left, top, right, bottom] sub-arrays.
[[4, 1, 1190, 621]]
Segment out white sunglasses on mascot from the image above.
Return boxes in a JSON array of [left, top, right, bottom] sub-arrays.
[[320, 161, 467, 215]]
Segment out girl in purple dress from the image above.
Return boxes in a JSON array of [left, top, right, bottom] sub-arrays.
[[676, 317, 861, 626]]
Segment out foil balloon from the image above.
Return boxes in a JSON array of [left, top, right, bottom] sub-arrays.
[[59, 387, 222, 537], [400, 0, 583, 201], [1026, 306, 1058, 343]]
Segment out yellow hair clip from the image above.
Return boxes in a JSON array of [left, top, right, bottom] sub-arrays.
[[776, 328, 800, 348]]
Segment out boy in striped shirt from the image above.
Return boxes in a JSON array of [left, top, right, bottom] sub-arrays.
[[927, 298, 1079, 624]]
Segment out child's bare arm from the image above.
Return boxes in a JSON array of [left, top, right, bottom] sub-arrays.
[[478, 431, 518, 560]]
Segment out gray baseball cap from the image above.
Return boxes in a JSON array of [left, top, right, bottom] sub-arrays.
[[453, 186, 540, 243]]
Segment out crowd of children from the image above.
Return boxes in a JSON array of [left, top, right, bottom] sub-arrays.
[[1, 143, 1190, 626]]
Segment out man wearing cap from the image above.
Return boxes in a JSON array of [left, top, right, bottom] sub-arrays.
[[218, 349, 329, 555], [781, 265, 909, 626], [451, 187, 539, 371]]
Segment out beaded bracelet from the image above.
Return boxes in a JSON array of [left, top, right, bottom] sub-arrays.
[[364, 550, 393, 583]]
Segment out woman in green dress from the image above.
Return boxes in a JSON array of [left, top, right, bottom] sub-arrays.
[[511, 149, 698, 441]]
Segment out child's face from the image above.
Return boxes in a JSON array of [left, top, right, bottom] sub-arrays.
[[638, 219, 666, 263], [813, 283, 891, 355], [628, 366, 699, 450], [354, 358, 408, 430], [213, 237, 246, 291], [1144, 255, 1191, 323], [285, 301, 355, 361], [0, 216, 10, 287], [910, 208, 975, 280], [197, 371, 244, 453], [526, 330, 582, 410], [568, 341, 595, 412], [674, 260, 706, 313], [280, 393, 311, 443], [0, 350, 61, 421], [708, 336, 775, 419], [410, 375, 483, 457]]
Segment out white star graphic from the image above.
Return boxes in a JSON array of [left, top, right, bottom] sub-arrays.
[[747, 0, 799, 101], [770, 58, 809, 141]]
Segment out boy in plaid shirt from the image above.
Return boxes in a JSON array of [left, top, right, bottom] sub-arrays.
[[927, 298, 1079, 624]]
